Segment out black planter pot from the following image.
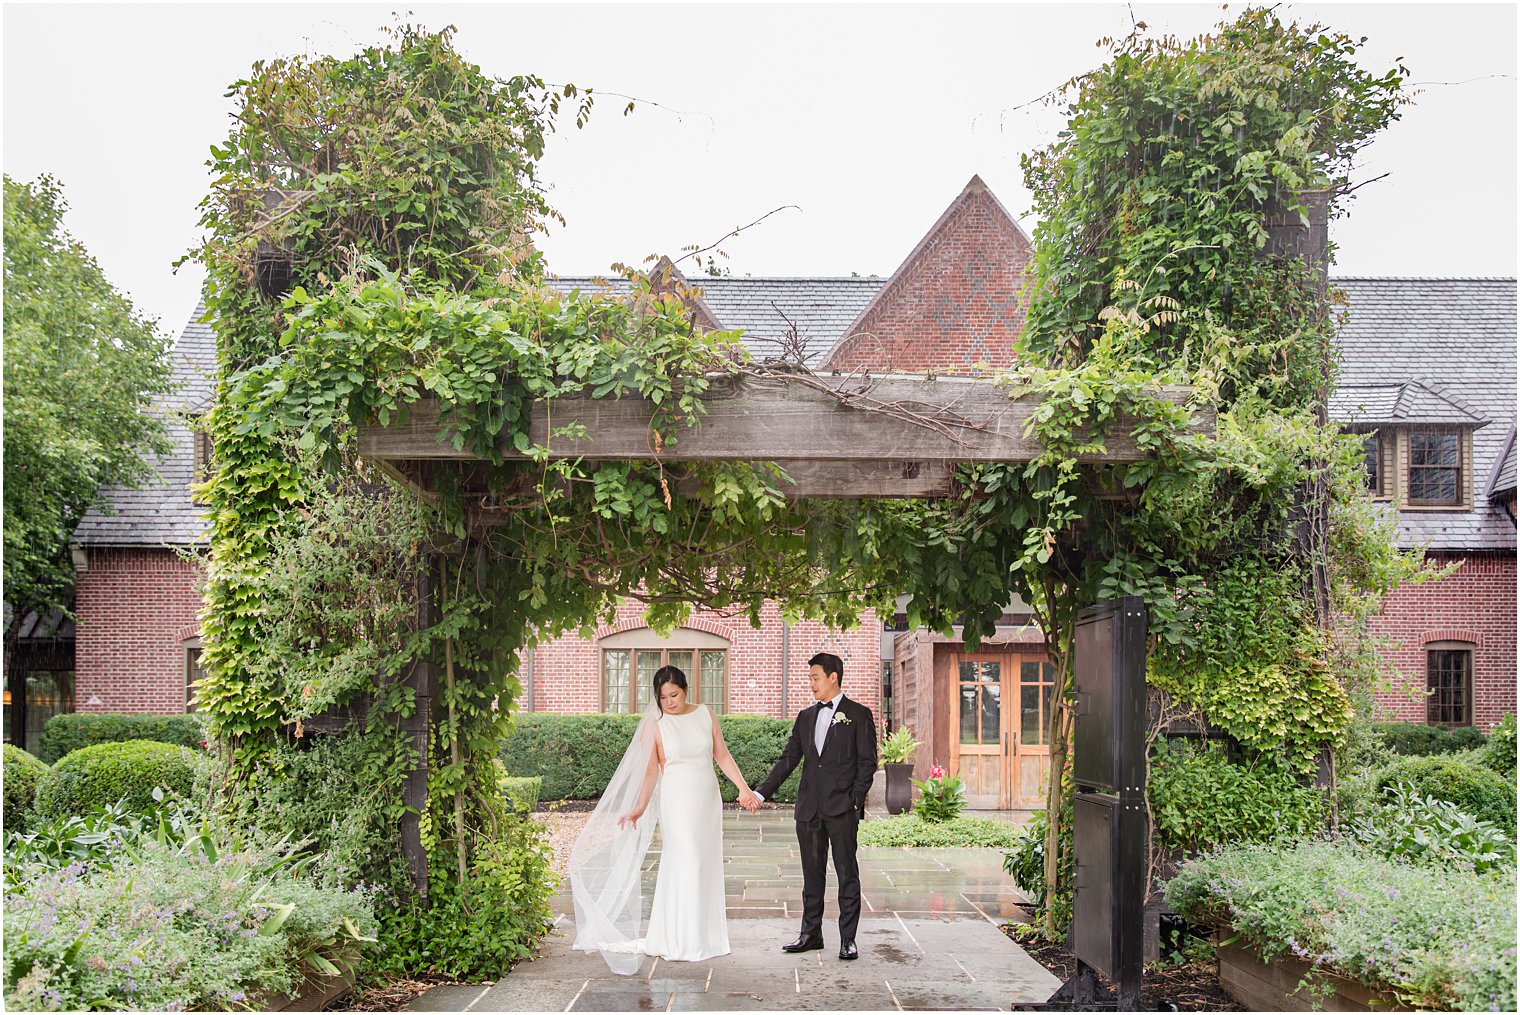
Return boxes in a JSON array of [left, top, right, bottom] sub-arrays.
[[884, 762, 915, 815]]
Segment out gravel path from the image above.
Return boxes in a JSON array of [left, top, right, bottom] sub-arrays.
[[536, 809, 592, 881]]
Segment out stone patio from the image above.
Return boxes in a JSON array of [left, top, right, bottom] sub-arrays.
[[410, 810, 1058, 1012]]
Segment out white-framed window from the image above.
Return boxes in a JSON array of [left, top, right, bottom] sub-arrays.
[[1408, 431, 1463, 507], [599, 628, 730, 713]]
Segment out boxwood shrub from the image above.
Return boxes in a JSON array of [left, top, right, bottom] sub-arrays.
[[33, 739, 200, 821], [39, 712, 209, 763], [1373, 721, 1488, 758], [1375, 752, 1516, 834], [2, 744, 49, 831], [500, 712, 801, 802], [501, 776, 543, 812]]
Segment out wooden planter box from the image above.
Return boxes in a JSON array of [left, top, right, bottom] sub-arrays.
[[261, 957, 359, 1012], [1217, 935, 1415, 1012]]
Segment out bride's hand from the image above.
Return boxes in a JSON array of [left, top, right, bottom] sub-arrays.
[[618, 809, 643, 829]]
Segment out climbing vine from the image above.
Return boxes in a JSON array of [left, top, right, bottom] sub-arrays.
[[191, 12, 1432, 968], [190, 21, 1039, 973], [989, 8, 1426, 931]]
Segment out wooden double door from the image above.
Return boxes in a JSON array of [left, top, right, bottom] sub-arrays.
[[949, 652, 1055, 809]]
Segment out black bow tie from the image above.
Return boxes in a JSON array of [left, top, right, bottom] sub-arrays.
[[819, 700, 834, 710]]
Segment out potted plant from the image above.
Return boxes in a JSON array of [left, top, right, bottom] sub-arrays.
[[880, 727, 922, 815]]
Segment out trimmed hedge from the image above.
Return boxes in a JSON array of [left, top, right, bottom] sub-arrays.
[[33, 739, 200, 821], [501, 776, 542, 812], [1374, 721, 1487, 758], [39, 712, 209, 763], [1376, 752, 1517, 834], [3, 744, 50, 831], [500, 712, 802, 802], [858, 814, 1022, 848]]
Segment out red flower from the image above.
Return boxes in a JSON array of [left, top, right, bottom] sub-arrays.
[[930, 764, 947, 780]]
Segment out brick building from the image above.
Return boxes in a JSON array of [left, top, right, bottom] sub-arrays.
[[53, 178, 1516, 802]]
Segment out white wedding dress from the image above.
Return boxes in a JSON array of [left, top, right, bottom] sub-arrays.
[[569, 703, 728, 973], [643, 704, 729, 961]]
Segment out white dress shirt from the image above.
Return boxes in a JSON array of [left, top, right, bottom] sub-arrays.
[[756, 692, 845, 803]]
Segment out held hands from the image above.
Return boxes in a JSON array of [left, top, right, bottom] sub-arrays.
[[737, 789, 761, 814]]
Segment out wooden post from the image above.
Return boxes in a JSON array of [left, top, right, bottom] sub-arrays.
[[399, 544, 435, 899], [1262, 189, 1334, 627]]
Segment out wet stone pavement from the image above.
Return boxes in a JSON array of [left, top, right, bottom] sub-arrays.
[[411, 810, 1058, 1012]]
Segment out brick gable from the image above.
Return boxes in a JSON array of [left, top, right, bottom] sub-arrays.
[[821, 175, 1032, 373]]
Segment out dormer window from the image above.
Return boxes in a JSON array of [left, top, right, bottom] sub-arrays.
[[1407, 431, 1462, 507], [1362, 432, 1392, 499]]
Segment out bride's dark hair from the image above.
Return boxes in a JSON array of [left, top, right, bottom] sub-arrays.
[[652, 665, 688, 716]]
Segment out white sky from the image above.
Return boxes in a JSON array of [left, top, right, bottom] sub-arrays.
[[3, 2, 1516, 337]]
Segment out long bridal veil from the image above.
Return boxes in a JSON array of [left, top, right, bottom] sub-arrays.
[[568, 702, 663, 975]]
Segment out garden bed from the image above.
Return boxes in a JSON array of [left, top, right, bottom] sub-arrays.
[[1001, 924, 1243, 1011], [1216, 934, 1411, 1012]]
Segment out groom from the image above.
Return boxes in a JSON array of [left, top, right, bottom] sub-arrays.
[[743, 652, 878, 960]]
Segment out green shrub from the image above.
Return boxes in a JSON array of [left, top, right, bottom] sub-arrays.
[[1002, 810, 1049, 899], [857, 814, 1020, 848], [2, 745, 48, 832], [1373, 721, 1489, 758], [39, 712, 208, 764], [32, 740, 199, 822], [1450, 725, 1488, 752], [1346, 781, 1514, 873], [1166, 838, 1516, 1011], [375, 812, 556, 979], [1480, 713, 1516, 777], [1376, 753, 1516, 834], [501, 775, 541, 813], [1149, 738, 1325, 853], [245, 730, 411, 891], [500, 712, 801, 802]]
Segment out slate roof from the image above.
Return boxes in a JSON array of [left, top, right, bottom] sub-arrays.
[[1332, 278, 1516, 551], [75, 277, 1516, 553], [1485, 424, 1516, 501], [1330, 381, 1489, 426], [547, 275, 886, 366], [71, 308, 217, 547]]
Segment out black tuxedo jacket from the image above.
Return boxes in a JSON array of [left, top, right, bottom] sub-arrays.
[[756, 696, 878, 822]]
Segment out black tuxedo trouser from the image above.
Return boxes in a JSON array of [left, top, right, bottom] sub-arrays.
[[796, 811, 861, 943]]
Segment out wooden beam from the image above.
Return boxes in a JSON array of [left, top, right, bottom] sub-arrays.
[[356, 374, 1207, 466], [678, 460, 958, 499]]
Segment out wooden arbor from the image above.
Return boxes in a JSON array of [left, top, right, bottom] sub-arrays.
[[359, 372, 1204, 501], [353, 370, 1210, 891]]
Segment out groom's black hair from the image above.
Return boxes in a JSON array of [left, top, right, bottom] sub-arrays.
[[808, 652, 844, 685]]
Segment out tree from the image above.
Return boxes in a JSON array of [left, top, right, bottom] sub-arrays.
[[2, 174, 175, 722]]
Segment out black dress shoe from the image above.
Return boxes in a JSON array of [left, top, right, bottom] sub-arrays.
[[781, 934, 825, 953], [839, 941, 859, 960]]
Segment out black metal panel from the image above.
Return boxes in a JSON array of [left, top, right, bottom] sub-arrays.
[[1068, 596, 1149, 1011], [1071, 610, 1116, 791], [1072, 598, 1148, 795], [1072, 793, 1117, 976]]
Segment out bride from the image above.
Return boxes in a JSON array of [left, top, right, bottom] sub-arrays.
[[569, 665, 760, 974]]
